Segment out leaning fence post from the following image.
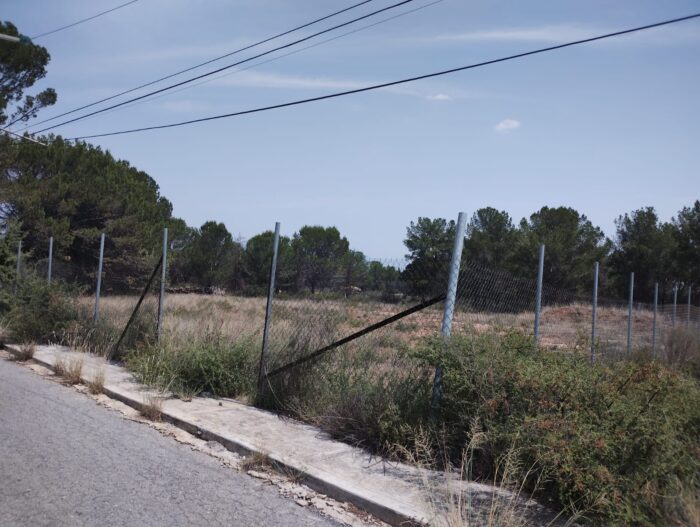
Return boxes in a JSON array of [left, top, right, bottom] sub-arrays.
[[47, 236, 53, 285], [94, 233, 105, 323], [627, 271, 634, 355], [534, 244, 545, 346], [431, 212, 467, 416], [687, 285, 692, 328], [672, 284, 677, 326], [258, 222, 281, 396], [591, 261, 599, 363], [156, 227, 168, 342], [652, 282, 658, 357]]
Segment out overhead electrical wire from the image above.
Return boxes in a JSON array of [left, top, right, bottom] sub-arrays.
[[17, 0, 378, 131], [62, 12, 700, 141], [60, 0, 447, 122], [27, 0, 416, 135], [31, 0, 140, 40]]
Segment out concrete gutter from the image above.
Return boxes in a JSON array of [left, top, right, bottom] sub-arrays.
[[4, 344, 560, 527]]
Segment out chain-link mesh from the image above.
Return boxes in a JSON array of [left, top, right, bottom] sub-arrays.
[[265, 254, 445, 378]]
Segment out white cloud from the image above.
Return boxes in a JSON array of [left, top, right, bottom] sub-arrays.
[[211, 71, 365, 91], [426, 93, 451, 101], [428, 24, 700, 45], [433, 25, 601, 43], [494, 119, 521, 132]]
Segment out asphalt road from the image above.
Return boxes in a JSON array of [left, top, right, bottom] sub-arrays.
[[0, 358, 339, 527]]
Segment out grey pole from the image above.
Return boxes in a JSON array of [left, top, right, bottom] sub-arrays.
[[47, 236, 54, 285], [94, 233, 105, 323], [431, 212, 468, 414], [15, 239, 22, 279], [14, 239, 22, 293], [627, 272, 634, 355], [258, 222, 281, 396], [591, 261, 599, 363], [652, 282, 658, 357], [687, 285, 692, 328], [534, 244, 545, 346], [672, 284, 677, 326], [156, 227, 168, 342]]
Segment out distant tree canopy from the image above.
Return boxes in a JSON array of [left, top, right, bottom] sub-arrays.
[[1, 138, 179, 288], [402, 204, 699, 303]]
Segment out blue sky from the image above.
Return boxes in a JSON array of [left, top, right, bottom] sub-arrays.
[[4, 0, 700, 259]]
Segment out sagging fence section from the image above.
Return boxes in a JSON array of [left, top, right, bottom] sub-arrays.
[[5, 214, 700, 398]]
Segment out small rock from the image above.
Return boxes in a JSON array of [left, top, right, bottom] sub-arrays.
[[295, 499, 309, 507]]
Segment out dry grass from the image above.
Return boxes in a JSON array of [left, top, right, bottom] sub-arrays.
[[85, 294, 679, 358], [13, 343, 36, 361], [140, 394, 164, 421], [87, 368, 105, 394], [53, 356, 67, 376], [400, 428, 576, 527], [240, 451, 272, 472], [64, 357, 84, 385]]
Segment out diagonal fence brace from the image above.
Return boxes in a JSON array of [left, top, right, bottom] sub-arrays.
[[109, 255, 163, 360], [267, 294, 446, 378]]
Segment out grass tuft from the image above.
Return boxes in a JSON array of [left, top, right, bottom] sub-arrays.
[[64, 357, 84, 385], [140, 394, 164, 421], [87, 368, 105, 394], [240, 451, 272, 472]]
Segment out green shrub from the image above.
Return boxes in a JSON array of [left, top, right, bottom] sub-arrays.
[[126, 330, 257, 399], [262, 344, 432, 453], [4, 275, 82, 342], [412, 331, 700, 525]]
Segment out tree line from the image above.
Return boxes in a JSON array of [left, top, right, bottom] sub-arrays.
[[1, 21, 698, 304]]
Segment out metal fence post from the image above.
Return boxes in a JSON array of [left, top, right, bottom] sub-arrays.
[[156, 227, 168, 342], [687, 285, 692, 328], [652, 282, 658, 357], [627, 271, 634, 355], [47, 236, 54, 285], [534, 244, 545, 346], [14, 239, 22, 293], [258, 222, 281, 396], [672, 284, 677, 326], [431, 212, 467, 415], [94, 233, 105, 323], [15, 239, 22, 279], [591, 261, 599, 363]]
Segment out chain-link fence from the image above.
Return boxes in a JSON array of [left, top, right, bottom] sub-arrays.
[[5, 222, 700, 381]]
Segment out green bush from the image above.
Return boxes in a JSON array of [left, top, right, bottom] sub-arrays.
[[4, 275, 82, 342], [412, 331, 700, 525], [126, 330, 257, 399], [262, 344, 432, 453]]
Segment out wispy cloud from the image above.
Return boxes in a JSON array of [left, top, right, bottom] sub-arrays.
[[494, 119, 520, 132], [211, 71, 365, 91], [426, 93, 451, 101], [428, 23, 700, 45], [433, 25, 603, 43]]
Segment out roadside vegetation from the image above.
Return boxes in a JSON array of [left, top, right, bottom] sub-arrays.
[[1, 278, 698, 525]]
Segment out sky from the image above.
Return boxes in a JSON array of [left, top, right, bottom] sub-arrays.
[[3, 0, 700, 259]]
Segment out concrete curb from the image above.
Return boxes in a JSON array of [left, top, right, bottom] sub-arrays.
[[3, 343, 425, 526]]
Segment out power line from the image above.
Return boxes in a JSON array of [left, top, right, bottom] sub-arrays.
[[65, 12, 700, 141], [33, 0, 413, 135], [19, 0, 377, 131], [31, 0, 140, 40], [50, 0, 447, 123]]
